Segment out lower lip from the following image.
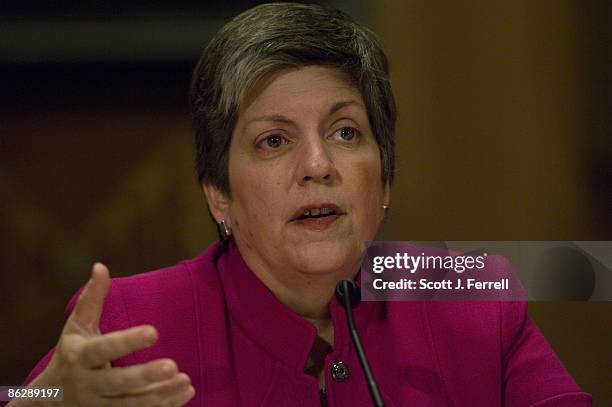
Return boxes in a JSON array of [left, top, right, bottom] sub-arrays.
[[291, 214, 342, 231]]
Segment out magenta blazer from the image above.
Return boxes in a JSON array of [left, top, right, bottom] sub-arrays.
[[23, 241, 591, 406]]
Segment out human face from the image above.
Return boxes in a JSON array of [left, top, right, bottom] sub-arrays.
[[219, 66, 388, 277]]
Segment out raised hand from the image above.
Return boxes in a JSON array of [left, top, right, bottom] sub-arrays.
[[9, 263, 195, 407]]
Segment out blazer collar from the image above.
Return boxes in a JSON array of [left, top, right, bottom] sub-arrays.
[[217, 239, 379, 371]]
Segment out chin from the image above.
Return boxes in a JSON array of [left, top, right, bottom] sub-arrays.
[[289, 240, 362, 275]]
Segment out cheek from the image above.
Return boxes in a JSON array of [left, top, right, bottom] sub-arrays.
[[352, 153, 384, 194], [349, 157, 385, 220], [229, 167, 284, 235], [227, 134, 290, 239]]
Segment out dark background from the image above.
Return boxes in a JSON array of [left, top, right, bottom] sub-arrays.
[[1, 0, 610, 401]]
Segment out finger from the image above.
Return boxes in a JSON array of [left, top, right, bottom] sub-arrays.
[[94, 359, 178, 396], [80, 325, 158, 368], [68, 263, 111, 333], [165, 383, 196, 407], [106, 373, 192, 407]]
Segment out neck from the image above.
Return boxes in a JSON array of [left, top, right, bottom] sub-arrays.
[[255, 266, 338, 320], [236, 247, 357, 321], [232, 238, 360, 325]]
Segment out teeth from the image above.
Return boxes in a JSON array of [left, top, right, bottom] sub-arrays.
[[297, 207, 336, 220]]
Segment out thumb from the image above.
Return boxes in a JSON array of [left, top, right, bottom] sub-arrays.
[[66, 262, 111, 335]]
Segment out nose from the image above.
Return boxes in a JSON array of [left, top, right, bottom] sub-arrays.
[[295, 136, 336, 186]]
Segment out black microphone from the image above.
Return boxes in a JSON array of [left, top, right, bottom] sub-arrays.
[[335, 280, 384, 407]]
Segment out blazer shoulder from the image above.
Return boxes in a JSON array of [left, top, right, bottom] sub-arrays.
[[104, 252, 222, 325], [62, 247, 223, 335], [110, 261, 193, 301]]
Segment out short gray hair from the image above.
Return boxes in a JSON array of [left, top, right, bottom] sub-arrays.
[[190, 2, 396, 196]]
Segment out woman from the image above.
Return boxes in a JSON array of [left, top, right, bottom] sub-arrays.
[[9, 3, 590, 406]]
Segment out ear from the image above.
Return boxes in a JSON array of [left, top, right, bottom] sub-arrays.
[[202, 182, 231, 224]]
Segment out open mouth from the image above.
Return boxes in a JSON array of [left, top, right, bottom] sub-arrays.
[[296, 207, 338, 220], [290, 204, 344, 223]]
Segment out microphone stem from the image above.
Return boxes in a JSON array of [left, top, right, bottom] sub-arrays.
[[341, 281, 384, 407]]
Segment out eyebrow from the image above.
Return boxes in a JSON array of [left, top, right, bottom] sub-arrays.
[[245, 100, 363, 126]]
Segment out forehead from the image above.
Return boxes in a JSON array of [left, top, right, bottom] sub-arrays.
[[239, 66, 364, 118]]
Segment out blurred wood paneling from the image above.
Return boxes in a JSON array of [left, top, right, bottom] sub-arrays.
[[0, 108, 216, 383], [375, 0, 610, 401]]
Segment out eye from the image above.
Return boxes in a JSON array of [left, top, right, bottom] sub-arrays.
[[256, 133, 289, 152], [332, 126, 360, 143], [265, 134, 283, 148]]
